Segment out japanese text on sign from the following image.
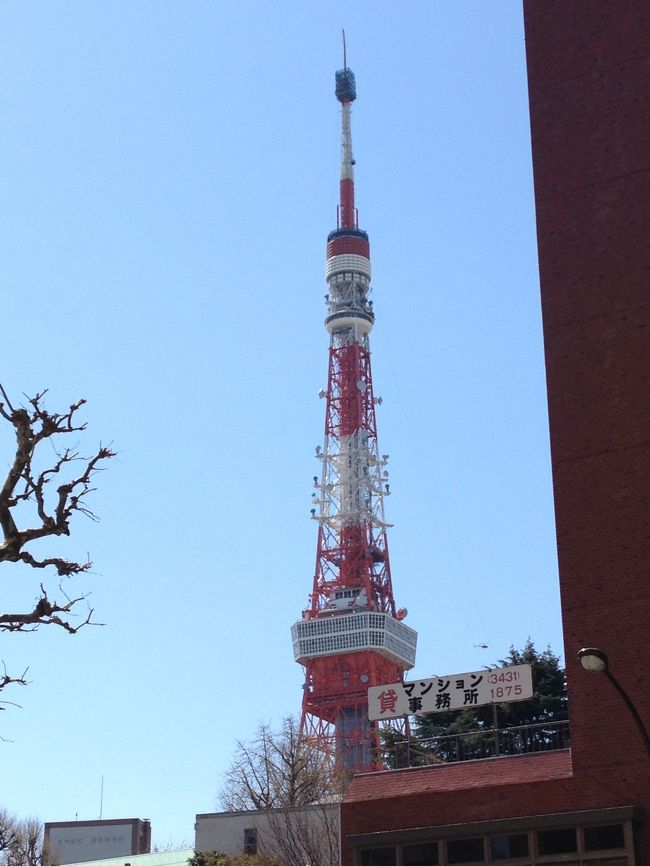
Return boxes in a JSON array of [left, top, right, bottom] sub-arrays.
[[367, 664, 533, 721]]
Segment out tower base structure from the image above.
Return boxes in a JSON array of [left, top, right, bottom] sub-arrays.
[[299, 650, 411, 771]]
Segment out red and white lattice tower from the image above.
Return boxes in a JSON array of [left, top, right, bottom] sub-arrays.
[[291, 48, 417, 772]]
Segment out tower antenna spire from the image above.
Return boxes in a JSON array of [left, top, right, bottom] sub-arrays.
[[291, 57, 417, 772], [334, 35, 357, 229]]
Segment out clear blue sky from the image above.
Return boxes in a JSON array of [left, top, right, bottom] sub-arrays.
[[1, 1, 561, 845]]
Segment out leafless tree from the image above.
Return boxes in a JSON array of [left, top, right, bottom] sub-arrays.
[[219, 717, 342, 866], [265, 801, 340, 866], [151, 839, 192, 853], [0, 386, 114, 696], [219, 716, 338, 811], [0, 812, 47, 866]]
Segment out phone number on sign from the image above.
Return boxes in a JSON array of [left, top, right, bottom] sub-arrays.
[[488, 670, 521, 683], [490, 684, 524, 699]]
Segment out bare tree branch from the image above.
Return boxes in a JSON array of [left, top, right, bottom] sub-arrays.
[[0, 387, 114, 578], [220, 717, 338, 811], [0, 663, 29, 698], [220, 717, 343, 866], [0, 812, 47, 866], [0, 584, 97, 634], [0, 386, 113, 696], [265, 801, 340, 866]]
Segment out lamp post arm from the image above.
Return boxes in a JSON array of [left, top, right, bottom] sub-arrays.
[[604, 669, 650, 760]]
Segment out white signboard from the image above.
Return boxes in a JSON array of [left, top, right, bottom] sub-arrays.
[[46, 824, 133, 865], [368, 664, 533, 721]]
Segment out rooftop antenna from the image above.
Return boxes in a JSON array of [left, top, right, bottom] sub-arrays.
[[99, 775, 104, 819], [342, 28, 347, 69]]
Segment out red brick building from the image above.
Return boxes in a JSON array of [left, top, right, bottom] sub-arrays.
[[340, 4, 650, 864]]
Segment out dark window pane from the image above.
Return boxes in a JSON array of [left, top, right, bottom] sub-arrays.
[[489, 834, 529, 859], [447, 837, 484, 863], [537, 828, 577, 855], [584, 824, 625, 851], [243, 828, 257, 855], [403, 842, 439, 866], [360, 847, 396, 866]]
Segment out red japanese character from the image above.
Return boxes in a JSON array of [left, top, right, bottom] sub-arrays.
[[378, 688, 399, 713]]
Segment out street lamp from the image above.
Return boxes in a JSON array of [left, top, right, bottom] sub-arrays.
[[578, 647, 650, 759], [577, 647, 608, 673]]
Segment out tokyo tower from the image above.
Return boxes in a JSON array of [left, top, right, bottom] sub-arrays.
[[291, 44, 417, 772]]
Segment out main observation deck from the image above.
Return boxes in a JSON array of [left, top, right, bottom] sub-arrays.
[[291, 611, 417, 669]]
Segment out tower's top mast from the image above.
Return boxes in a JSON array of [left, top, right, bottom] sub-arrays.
[[335, 29, 357, 229]]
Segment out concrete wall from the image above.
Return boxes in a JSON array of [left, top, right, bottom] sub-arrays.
[[195, 811, 266, 856], [45, 820, 151, 866], [196, 803, 340, 862]]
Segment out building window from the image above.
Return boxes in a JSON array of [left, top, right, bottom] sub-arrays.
[[243, 828, 257, 855], [489, 833, 529, 860], [537, 828, 577, 856], [446, 837, 484, 863], [583, 824, 625, 851], [360, 847, 396, 866], [356, 818, 634, 866], [402, 842, 438, 866]]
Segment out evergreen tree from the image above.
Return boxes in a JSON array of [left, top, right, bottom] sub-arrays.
[[416, 640, 567, 738], [189, 852, 278, 866], [385, 640, 567, 766]]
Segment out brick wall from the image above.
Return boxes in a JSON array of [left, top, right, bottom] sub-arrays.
[[524, 0, 650, 837], [341, 3, 650, 862]]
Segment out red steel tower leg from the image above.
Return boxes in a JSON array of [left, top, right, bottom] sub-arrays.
[[291, 51, 417, 772]]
